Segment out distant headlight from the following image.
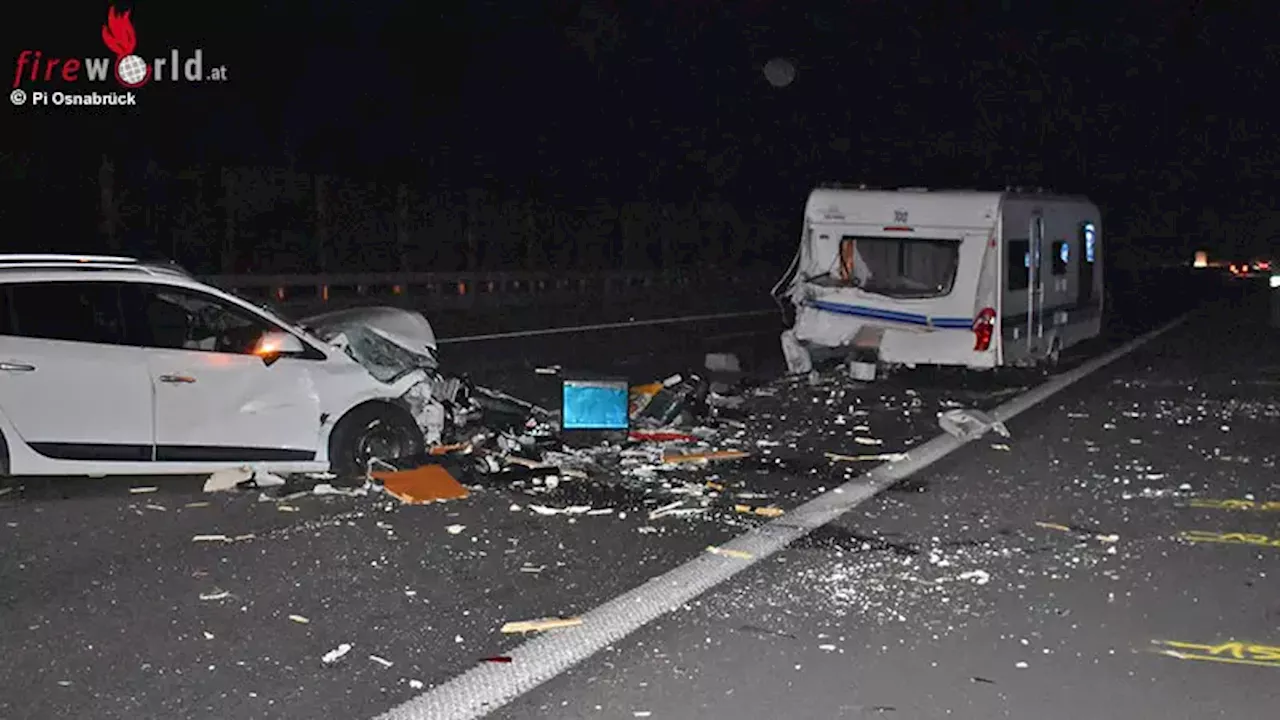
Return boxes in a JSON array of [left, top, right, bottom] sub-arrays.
[[1269, 274, 1280, 289]]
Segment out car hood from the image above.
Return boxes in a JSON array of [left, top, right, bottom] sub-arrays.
[[301, 306, 439, 383]]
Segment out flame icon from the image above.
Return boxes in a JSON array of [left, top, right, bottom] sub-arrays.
[[101, 7, 150, 88]]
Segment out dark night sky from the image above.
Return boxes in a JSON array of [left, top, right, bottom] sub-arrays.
[[6, 0, 1280, 262]]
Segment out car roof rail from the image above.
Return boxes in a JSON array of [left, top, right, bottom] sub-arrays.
[[0, 254, 141, 264], [0, 254, 193, 278]]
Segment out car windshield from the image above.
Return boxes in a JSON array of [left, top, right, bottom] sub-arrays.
[[220, 287, 301, 328]]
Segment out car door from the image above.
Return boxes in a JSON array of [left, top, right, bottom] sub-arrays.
[[126, 283, 323, 462], [0, 280, 155, 461]]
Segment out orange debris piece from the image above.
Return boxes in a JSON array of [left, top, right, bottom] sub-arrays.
[[372, 464, 470, 504]]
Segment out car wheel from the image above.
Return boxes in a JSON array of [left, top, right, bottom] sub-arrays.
[[328, 402, 425, 478]]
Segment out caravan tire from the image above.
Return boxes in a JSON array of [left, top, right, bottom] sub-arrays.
[[1044, 338, 1062, 370]]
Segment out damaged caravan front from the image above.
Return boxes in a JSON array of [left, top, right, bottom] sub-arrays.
[[774, 187, 1104, 373]]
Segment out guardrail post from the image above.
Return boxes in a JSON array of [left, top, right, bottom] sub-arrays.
[[1271, 275, 1280, 328]]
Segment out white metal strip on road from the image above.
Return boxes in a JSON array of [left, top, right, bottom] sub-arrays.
[[375, 313, 1189, 720], [436, 309, 778, 344]]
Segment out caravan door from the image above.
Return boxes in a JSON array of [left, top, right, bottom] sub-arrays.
[[1026, 212, 1046, 350]]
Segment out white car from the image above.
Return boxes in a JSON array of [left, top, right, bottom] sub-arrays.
[[0, 255, 445, 478]]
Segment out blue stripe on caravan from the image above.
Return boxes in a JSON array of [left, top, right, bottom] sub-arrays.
[[807, 299, 973, 328]]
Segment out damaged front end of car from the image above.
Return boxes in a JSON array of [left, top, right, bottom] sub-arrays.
[[301, 307, 478, 448]]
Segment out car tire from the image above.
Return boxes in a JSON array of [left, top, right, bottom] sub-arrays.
[[328, 402, 425, 478]]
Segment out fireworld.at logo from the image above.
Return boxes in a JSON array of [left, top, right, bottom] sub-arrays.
[[11, 4, 228, 90]]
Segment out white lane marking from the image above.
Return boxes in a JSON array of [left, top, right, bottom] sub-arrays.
[[437, 310, 778, 344], [376, 313, 1189, 720]]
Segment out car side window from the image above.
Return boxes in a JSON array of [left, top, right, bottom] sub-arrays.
[[3, 281, 128, 345], [134, 285, 277, 355]]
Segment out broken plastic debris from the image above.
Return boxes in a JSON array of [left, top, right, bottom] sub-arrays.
[[429, 442, 471, 456], [825, 451, 908, 463], [198, 590, 231, 601], [852, 436, 883, 446], [128, 486, 159, 494], [500, 617, 583, 634], [629, 430, 698, 443], [662, 450, 750, 464], [707, 545, 753, 560], [373, 465, 469, 504], [203, 467, 253, 493], [369, 655, 394, 668], [192, 534, 229, 543], [251, 470, 287, 488], [705, 352, 741, 373], [288, 615, 310, 624], [734, 504, 785, 518], [409, 679, 424, 690], [321, 643, 353, 664], [312, 483, 367, 497], [445, 524, 466, 535], [938, 408, 1010, 442]]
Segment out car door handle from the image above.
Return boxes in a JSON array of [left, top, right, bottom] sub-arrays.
[[159, 374, 197, 384], [0, 362, 35, 372]]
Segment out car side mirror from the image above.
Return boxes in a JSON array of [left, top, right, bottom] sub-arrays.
[[253, 330, 306, 366]]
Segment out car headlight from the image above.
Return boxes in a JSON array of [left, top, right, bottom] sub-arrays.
[[1270, 274, 1280, 289]]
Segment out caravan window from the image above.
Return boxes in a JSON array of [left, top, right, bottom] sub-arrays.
[[1081, 222, 1097, 263], [1052, 240, 1069, 275], [839, 236, 960, 298], [1008, 239, 1030, 290]]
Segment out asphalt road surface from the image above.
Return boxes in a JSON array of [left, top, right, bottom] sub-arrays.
[[0, 274, 1256, 720], [495, 289, 1280, 720]]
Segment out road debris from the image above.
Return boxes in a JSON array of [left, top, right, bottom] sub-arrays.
[[500, 617, 584, 634], [288, 615, 310, 624], [198, 590, 231, 601], [707, 545, 753, 560], [938, 408, 1010, 442], [373, 464, 470, 504], [734, 504, 785, 518], [662, 450, 750, 464], [128, 486, 159, 494], [321, 643, 353, 664], [203, 468, 253, 493], [826, 451, 908, 463], [369, 655, 394, 668]]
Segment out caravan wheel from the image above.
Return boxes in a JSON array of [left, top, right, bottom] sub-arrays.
[[1044, 338, 1062, 370]]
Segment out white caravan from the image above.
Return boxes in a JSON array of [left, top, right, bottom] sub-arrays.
[[774, 186, 1104, 373]]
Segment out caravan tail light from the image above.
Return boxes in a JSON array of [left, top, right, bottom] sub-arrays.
[[973, 307, 996, 352]]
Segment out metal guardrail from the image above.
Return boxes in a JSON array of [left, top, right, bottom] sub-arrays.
[[202, 269, 778, 313]]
